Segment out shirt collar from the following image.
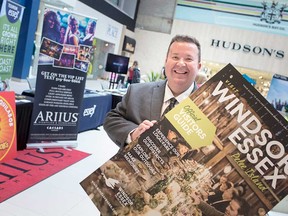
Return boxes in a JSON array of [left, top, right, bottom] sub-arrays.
[[164, 82, 195, 103]]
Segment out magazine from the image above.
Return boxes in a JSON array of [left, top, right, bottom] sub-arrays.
[[80, 63, 288, 216]]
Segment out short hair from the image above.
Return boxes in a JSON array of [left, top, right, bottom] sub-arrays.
[[166, 35, 201, 62], [233, 195, 249, 216]]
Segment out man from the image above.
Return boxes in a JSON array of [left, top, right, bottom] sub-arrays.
[[198, 195, 247, 216], [103, 35, 201, 148]]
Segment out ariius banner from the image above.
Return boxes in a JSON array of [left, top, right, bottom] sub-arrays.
[[0, 0, 25, 90], [0, 91, 17, 162], [27, 5, 97, 148]]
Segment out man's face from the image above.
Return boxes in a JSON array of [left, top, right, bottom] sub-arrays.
[[167, 130, 177, 142], [219, 176, 228, 184], [222, 187, 234, 200], [225, 199, 240, 216], [165, 41, 201, 96], [177, 143, 189, 156]]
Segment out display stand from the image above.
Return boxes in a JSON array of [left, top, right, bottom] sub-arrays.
[[26, 141, 78, 150], [109, 72, 117, 89]]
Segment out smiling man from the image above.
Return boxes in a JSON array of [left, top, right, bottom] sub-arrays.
[[103, 35, 202, 148]]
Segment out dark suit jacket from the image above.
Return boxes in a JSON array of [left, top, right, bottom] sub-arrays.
[[103, 80, 197, 148]]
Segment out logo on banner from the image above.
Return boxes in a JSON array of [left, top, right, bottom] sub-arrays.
[[260, 1, 287, 24], [83, 105, 96, 117], [5, 0, 22, 23]]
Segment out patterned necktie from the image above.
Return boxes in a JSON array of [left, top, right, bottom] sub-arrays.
[[162, 97, 177, 116]]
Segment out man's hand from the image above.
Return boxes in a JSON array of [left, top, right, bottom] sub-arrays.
[[131, 120, 157, 141]]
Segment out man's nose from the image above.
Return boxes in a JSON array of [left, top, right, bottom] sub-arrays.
[[177, 58, 186, 66]]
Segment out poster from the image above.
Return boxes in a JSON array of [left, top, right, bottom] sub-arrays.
[[28, 6, 97, 145], [80, 64, 288, 216], [0, 91, 17, 162], [266, 74, 288, 121], [0, 0, 25, 90]]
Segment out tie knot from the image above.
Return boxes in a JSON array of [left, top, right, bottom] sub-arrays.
[[169, 97, 177, 107], [162, 97, 177, 117]]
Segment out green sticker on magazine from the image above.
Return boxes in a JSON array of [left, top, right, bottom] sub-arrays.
[[165, 98, 216, 149]]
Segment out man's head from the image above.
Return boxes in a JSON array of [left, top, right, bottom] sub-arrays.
[[224, 195, 246, 216], [219, 175, 228, 184], [165, 35, 201, 96]]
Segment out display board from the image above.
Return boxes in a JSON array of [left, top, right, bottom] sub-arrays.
[[0, 0, 25, 90], [27, 5, 97, 148]]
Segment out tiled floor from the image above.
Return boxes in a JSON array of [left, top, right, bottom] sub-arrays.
[[0, 78, 287, 216], [0, 128, 119, 216]]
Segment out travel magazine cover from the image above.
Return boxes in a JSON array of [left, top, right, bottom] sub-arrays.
[[80, 64, 288, 216]]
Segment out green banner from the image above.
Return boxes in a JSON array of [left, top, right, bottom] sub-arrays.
[[0, 0, 25, 88]]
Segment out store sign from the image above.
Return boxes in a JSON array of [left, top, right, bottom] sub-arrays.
[[210, 39, 285, 59], [122, 36, 136, 54]]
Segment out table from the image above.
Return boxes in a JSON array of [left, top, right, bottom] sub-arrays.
[[15, 94, 34, 150], [111, 93, 123, 109], [102, 89, 125, 109], [21, 89, 35, 97], [78, 90, 112, 132]]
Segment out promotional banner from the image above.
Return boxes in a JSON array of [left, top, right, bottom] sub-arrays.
[[0, 0, 25, 90], [0, 91, 17, 162], [266, 74, 288, 121], [28, 6, 97, 146]]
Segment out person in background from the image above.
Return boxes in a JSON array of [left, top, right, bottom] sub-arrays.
[[82, 20, 96, 46], [196, 194, 248, 216], [126, 60, 139, 85], [59, 26, 66, 44], [42, 10, 61, 42], [64, 15, 80, 46], [103, 35, 201, 148]]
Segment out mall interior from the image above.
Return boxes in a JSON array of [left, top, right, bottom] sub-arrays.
[[0, 0, 288, 215]]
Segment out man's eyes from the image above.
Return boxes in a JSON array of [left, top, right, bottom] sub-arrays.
[[171, 56, 193, 62]]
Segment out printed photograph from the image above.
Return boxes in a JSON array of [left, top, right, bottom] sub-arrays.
[[39, 37, 64, 60], [38, 53, 54, 65], [77, 45, 91, 62], [63, 44, 79, 55], [75, 59, 89, 73], [53, 53, 75, 69]]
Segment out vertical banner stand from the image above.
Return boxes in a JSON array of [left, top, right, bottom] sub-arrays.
[[109, 72, 117, 89]]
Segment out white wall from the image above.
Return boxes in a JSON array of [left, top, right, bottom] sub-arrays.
[[132, 19, 288, 77]]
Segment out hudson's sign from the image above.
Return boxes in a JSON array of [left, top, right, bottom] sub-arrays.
[[211, 39, 284, 59]]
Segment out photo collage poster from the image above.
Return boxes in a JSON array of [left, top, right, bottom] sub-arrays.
[[28, 6, 97, 144]]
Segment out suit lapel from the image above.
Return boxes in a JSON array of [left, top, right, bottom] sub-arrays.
[[151, 81, 166, 120]]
